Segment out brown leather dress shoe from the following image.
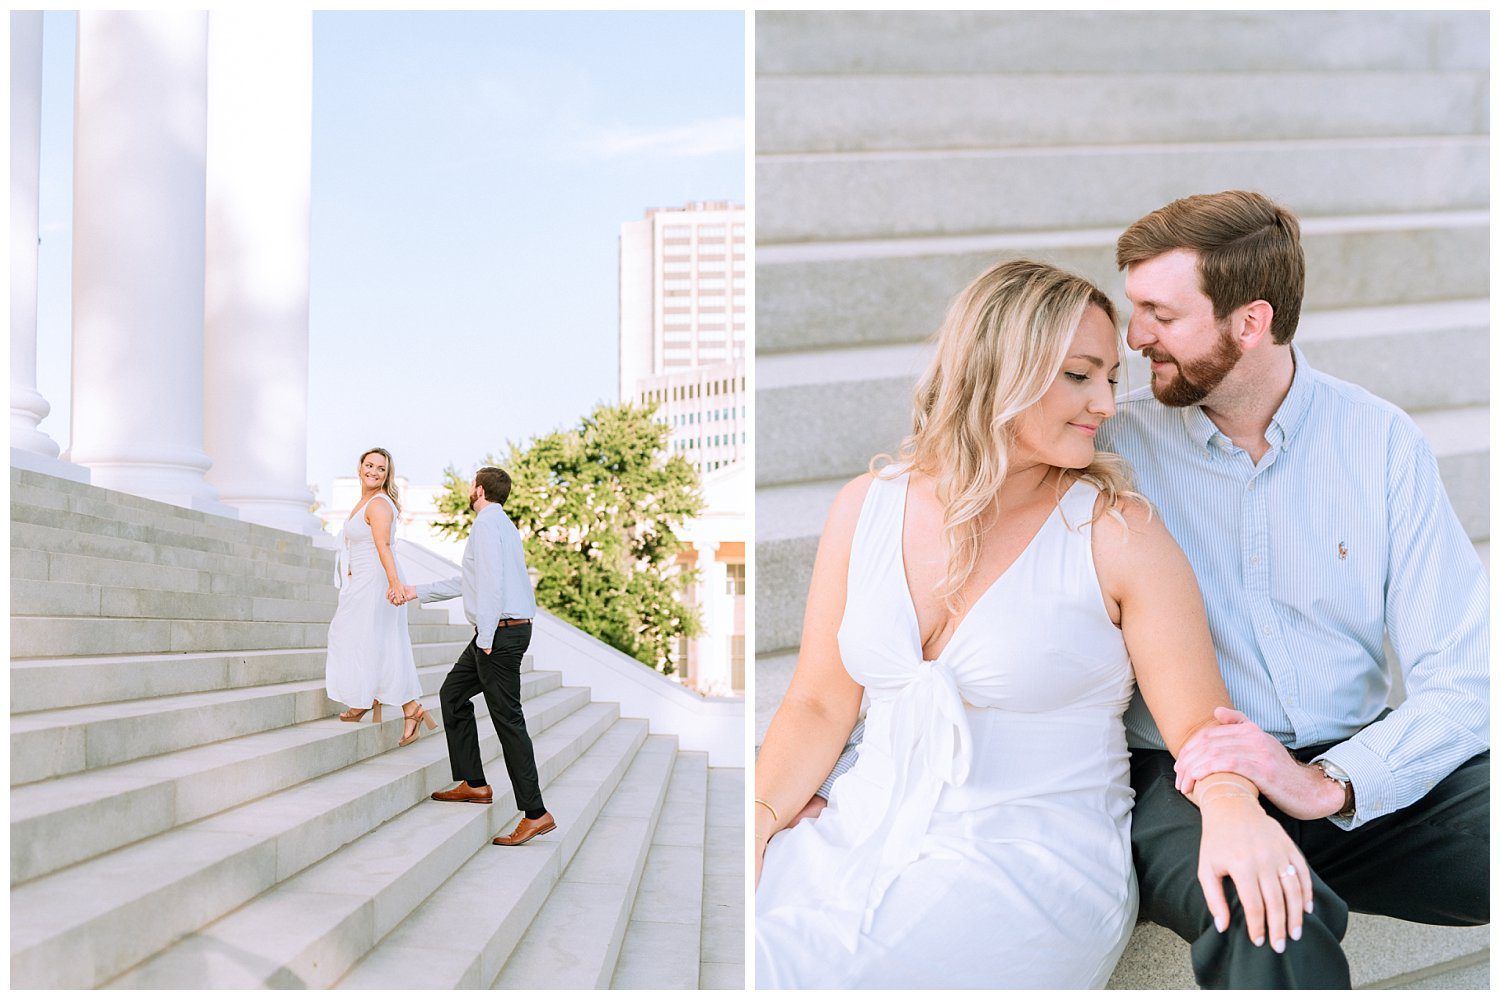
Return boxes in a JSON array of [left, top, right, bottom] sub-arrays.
[[431, 781, 493, 804], [493, 812, 557, 846]]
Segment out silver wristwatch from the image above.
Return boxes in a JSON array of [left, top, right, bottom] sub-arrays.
[[1312, 759, 1356, 820]]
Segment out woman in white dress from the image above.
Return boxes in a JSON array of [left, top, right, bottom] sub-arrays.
[[754, 260, 1311, 988], [324, 447, 435, 747]]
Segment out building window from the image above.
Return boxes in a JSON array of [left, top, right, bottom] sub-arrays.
[[726, 562, 745, 596], [731, 635, 744, 691]]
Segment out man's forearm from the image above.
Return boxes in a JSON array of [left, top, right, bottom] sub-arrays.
[[415, 576, 463, 603]]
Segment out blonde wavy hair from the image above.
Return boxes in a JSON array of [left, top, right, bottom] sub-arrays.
[[877, 258, 1144, 611]]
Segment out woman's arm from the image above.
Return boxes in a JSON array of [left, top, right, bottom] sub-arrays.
[[365, 498, 404, 604], [754, 475, 870, 882], [1093, 495, 1312, 954]]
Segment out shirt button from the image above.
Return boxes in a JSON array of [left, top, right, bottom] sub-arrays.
[[1246, 481, 1256, 491], [1262, 625, 1273, 637], [1250, 555, 1261, 566]]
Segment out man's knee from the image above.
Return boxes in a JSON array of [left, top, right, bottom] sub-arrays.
[[1187, 879, 1350, 988]]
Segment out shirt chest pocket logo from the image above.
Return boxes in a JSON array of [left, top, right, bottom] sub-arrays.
[[1338, 541, 1348, 560]]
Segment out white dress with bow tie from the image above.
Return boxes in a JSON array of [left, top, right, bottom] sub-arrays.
[[755, 471, 1138, 988]]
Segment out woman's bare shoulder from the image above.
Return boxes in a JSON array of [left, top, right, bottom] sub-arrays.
[[824, 473, 879, 537], [1089, 489, 1189, 593]]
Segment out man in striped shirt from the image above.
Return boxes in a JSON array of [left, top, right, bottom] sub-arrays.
[[805, 191, 1487, 988], [1101, 191, 1487, 988]]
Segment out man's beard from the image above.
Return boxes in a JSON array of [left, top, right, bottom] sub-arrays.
[[1146, 321, 1240, 408]]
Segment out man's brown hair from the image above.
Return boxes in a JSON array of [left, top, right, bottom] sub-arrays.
[[1116, 190, 1305, 345], [475, 466, 512, 506]]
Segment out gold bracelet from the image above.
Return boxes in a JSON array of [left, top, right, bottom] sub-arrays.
[[754, 798, 779, 824], [1195, 778, 1256, 797]]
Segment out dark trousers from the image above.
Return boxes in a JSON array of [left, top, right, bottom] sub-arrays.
[[1130, 741, 1488, 989], [439, 622, 546, 816]]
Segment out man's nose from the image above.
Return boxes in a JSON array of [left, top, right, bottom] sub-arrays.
[[1125, 314, 1153, 351]]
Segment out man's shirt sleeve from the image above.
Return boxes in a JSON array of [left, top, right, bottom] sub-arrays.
[[815, 719, 865, 801], [415, 575, 463, 603], [1316, 427, 1489, 829]]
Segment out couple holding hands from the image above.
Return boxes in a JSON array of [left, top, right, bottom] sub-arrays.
[[323, 455, 556, 847], [754, 191, 1488, 988]]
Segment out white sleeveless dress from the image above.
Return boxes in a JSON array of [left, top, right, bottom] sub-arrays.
[[324, 493, 423, 709], [756, 473, 1138, 988]]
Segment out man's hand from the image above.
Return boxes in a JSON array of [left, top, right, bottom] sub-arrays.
[[1175, 707, 1346, 820], [395, 585, 417, 606], [480, 648, 491, 655]]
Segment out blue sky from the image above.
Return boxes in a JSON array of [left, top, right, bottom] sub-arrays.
[[33, 11, 745, 505]]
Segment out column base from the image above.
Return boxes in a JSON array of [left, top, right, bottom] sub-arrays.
[[82, 462, 235, 517], [225, 498, 324, 538], [12, 384, 62, 459]]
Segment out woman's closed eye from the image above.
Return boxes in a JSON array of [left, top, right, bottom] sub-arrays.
[[1066, 371, 1119, 386]]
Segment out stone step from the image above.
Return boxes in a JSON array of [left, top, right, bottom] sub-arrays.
[[337, 732, 677, 990], [493, 739, 687, 989], [611, 751, 710, 989], [11, 467, 322, 553], [755, 11, 1484, 75], [11, 666, 559, 882], [756, 301, 1489, 488], [1106, 915, 1488, 989], [758, 137, 1486, 244], [755, 212, 1488, 355], [10, 501, 329, 572], [9, 577, 340, 624], [10, 640, 475, 714], [698, 767, 747, 989], [9, 614, 472, 660], [10, 695, 617, 988], [12, 641, 547, 785], [754, 406, 1489, 658], [108, 718, 650, 989], [12, 520, 334, 587], [11, 546, 345, 604], [757, 71, 1488, 154], [9, 487, 321, 558]]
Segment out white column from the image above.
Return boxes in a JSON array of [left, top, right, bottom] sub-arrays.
[[69, 12, 229, 513], [695, 542, 733, 696], [203, 11, 319, 535], [10, 11, 70, 472]]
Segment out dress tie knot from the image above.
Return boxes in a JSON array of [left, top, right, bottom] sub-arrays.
[[824, 660, 974, 949]]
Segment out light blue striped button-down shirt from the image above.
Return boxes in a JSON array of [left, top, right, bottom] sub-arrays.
[[1099, 346, 1488, 829]]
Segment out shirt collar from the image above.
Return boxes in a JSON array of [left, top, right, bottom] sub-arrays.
[[1177, 344, 1314, 457], [1269, 344, 1315, 448]]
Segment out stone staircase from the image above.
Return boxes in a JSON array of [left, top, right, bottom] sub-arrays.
[[754, 10, 1488, 989], [10, 466, 743, 989]]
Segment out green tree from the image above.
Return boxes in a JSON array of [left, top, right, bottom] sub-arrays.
[[435, 401, 703, 674]]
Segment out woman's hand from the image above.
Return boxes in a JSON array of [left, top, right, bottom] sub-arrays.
[[386, 580, 404, 605], [1197, 793, 1313, 954]]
